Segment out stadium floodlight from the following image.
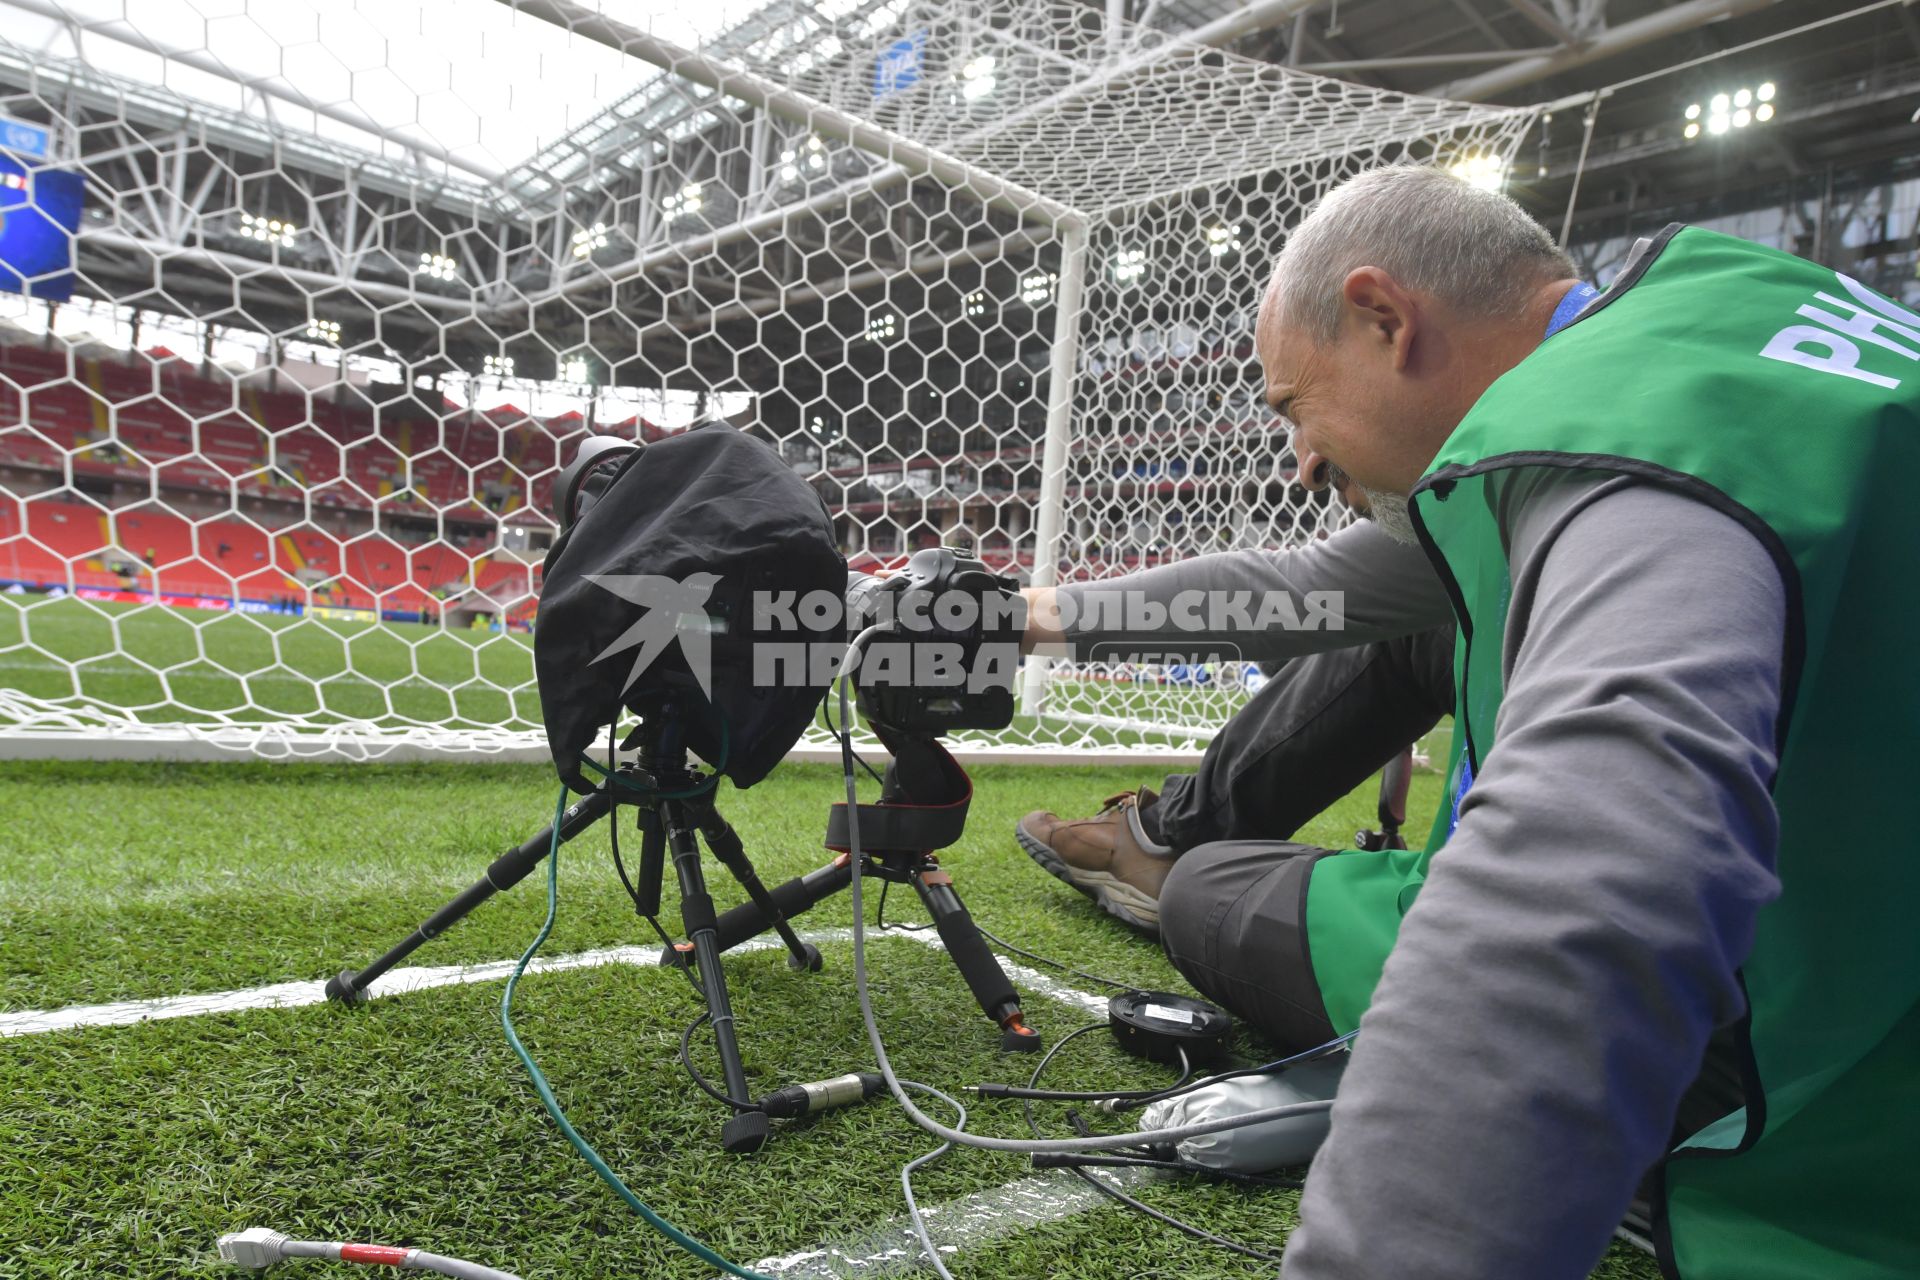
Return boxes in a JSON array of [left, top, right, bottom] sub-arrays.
[[559, 357, 590, 385], [483, 354, 514, 378], [1694, 84, 1773, 138], [779, 136, 828, 181], [571, 222, 610, 259], [1112, 247, 1147, 284], [415, 252, 459, 281], [305, 319, 340, 344], [964, 290, 987, 317], [240, 212, 298, 247], [1204, 224, 1242, 257], [961, 55, 997, 100], [1446, 152, 1507, 191], [865, 312, 898, 342], [1684, 103, 1701, 120], [1020, 271, 1057, 304], [663, 183, 704, 217]]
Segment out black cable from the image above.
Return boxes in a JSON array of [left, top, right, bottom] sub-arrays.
[[975, 1043, 1192, 1103], [1105, 1030, 1357, 1114], [874, 876, 933, 932], [678, 1012, 759, 1113], [608, 716, 622, 888], [1021, 1020, 1291, 1265], [973, 923, 1141, 995], [1016, 1023, 1123, 1149], [1058, 1156, 1288, 1263], [1031, 1152, 1302, 1189]]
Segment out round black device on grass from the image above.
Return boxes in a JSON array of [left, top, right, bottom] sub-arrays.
[[1107, 991, 1234, 1067]]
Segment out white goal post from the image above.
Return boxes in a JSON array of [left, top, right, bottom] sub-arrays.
[[0, 0, 1535, 763]]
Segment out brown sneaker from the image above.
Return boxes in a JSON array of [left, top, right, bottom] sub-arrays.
[[1016, 789, 1174, 935]]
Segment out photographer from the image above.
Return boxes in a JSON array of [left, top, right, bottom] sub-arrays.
[[1018, 521, 1456, 1054], [1011, 162, 1919, 1280]]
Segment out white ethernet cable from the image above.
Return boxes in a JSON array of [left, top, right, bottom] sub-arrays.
[[217, 1228, 520, 1280]]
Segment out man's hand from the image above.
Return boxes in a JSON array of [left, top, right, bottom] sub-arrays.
[[1021, 585, 1066, 655]]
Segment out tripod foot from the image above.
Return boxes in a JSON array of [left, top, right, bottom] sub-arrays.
[[788, 942, 824, 973], [324, 970, 369, 1006], [1000, 1013, 1042, 1053], [722, 1109, 770, 1154]]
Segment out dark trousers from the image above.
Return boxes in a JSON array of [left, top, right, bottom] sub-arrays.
[[1145, 629, 1749, 1149], [1150, 626, 1457, 1053]]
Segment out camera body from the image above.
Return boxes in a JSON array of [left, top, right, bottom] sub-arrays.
[[844, 547, 1023, 736]]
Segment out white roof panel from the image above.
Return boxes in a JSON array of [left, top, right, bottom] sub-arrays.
[[4, 0, 765, 178]]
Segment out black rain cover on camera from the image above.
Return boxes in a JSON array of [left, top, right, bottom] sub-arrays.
[[535, 423, 845, 793]]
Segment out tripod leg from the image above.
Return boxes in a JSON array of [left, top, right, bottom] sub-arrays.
[[325, 788, 612, 1005], [705, 857, 853, 956], [697, 810, 822, 972], [1378, 747, 1413, 850], [665, 801, 770, 1154], [908, 861, 1042, 1053], [633, 804, 666, 917]]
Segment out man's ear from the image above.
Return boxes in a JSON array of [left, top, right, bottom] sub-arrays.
[[1340, 267, 1419, 372]]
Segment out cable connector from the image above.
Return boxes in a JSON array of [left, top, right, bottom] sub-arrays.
[[218, 1229, 292, 1269], [215, 1231, 522, 1280]]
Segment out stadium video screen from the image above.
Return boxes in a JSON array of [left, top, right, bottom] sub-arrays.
[[0, 155, 84, 301]]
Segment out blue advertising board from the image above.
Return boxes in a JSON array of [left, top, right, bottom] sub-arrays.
[[0, 155, 84, 301], [873, 31, 925, 100], [0, 116, 51, 161]]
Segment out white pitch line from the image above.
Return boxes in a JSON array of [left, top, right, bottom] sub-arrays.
[[749, 1167, 1158, 1279], [0, 927, 1109, 1038], [1, 924, 1169, 1276]]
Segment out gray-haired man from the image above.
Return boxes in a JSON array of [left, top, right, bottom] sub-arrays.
[[1006, 162, 1886, 1279]]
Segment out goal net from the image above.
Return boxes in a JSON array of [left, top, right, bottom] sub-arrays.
[[0, 0, 1534, 762]]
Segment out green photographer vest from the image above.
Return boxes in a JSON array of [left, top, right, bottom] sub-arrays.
[[1302, 225, 1920, 1278]]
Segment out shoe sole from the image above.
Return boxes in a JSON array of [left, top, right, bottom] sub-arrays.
[[1015, 825, 1161, 935]]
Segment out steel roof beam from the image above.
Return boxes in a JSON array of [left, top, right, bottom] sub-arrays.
[[0, 0, 498, 184], [1433, 0, 1782, 101]]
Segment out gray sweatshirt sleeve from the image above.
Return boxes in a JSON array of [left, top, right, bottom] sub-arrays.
[[1053, 518, 1451, 662], [1279, 472, 1785, 1280]]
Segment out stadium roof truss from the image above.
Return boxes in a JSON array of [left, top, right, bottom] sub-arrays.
[[0, 0, 1545, 759], [0, 0, 1530, 389]]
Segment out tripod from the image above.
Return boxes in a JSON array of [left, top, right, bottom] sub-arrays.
[[1353, 745, 1415, 852], [324, 715, 1038, 1153]]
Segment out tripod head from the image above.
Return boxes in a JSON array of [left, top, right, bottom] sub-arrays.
[[825, 727, 972, 859]]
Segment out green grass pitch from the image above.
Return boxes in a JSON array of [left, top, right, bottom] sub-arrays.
[[0, 754, 1665, 1279], [0, 593, 1264, 750], [0, 595, 541, 731]]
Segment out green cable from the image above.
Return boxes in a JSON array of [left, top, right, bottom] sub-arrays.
[[498, 785, 778, 1280]]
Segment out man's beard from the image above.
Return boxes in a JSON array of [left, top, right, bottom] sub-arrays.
[[1359, 488, 1418, 545], [1326, 464, 1419, 546]]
